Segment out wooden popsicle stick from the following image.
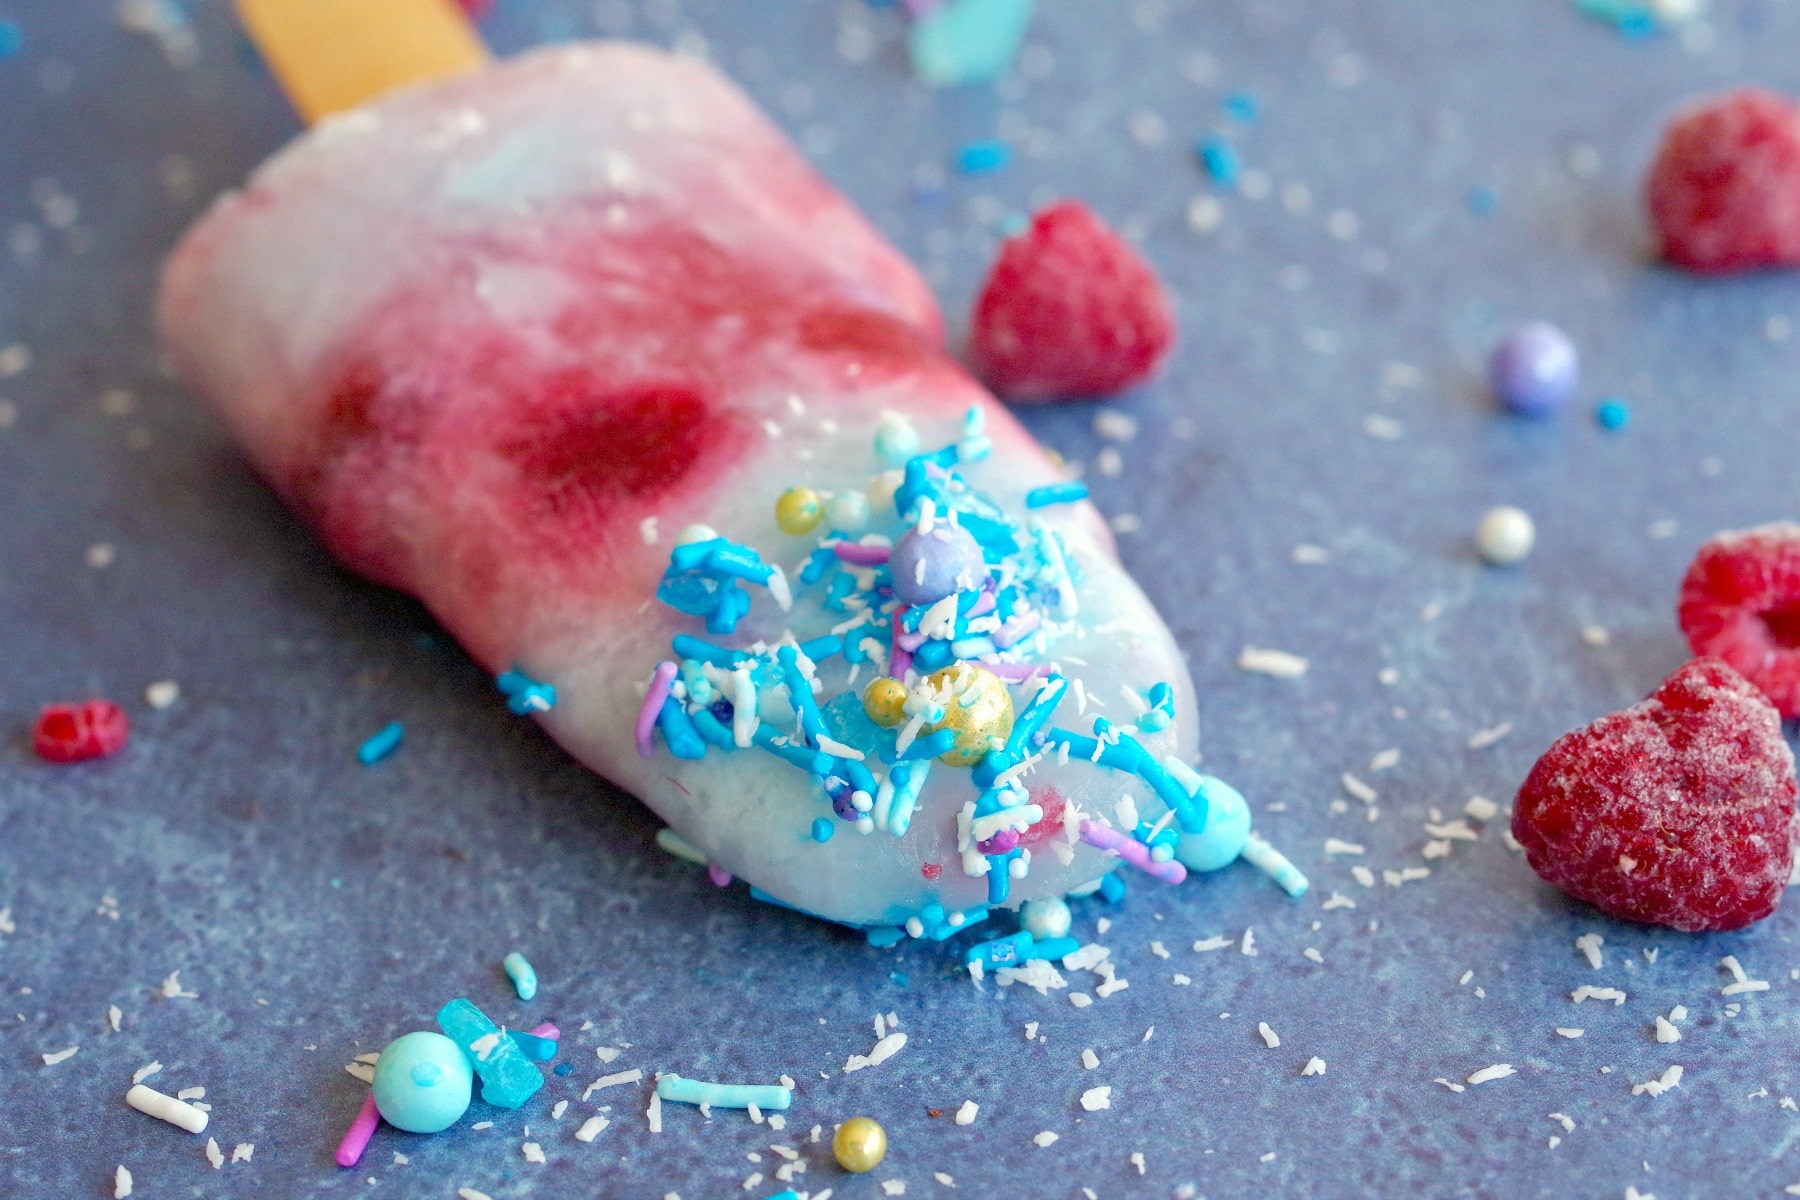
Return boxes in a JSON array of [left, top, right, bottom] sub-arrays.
[[236, 0, 489, 126]]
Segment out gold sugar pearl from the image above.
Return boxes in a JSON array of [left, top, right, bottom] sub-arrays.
[[862, 677, 910, 728], [924, 662, 1014, 767], [832, 1116, 888, 1173], [774, 487, 824, 536]]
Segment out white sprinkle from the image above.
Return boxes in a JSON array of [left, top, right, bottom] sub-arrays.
[[594, 1046, 621, 1063], [955, 1101, 978, 1126], [231, 1144, 254, 1163], [1129, 1152, 1146, 1175], [1341, 774, 1378, 803], [584, 1068, 643, 1098], [1192, 936, 1232, 952], [41, 1046, 78, 1066], [551, 1100, 568, 1120], [1093, 409, 1138, 442], [1241, 928, 1258, 957], [126, 1084, 208, 1134], [1303, 948, 1324, 964], [1258, 1022, 1281, 1048], [1238, 646, 1309, 678], [1548, 1112, 1575, 1133], [522, 1142, 546, 1164], [133, 1062, 162, 1084], [1033, 1131, 1059, 1148], [1322, 892, 1356, 910], [1080, 1086, 1112, 1112], [471, 1122, 493, 1131], [1302, 1057, 1327, 1077], [1464, 796, 1499, 822], [458, 1190, 493, 1200], [1433, 1079, 1465, 1093], [844, 1032, 907, 1073], [1722, 979, 1771, 996], [575, 1115, 610, 1142], [1631, 1065, 1684, 1097], [1556, 1028, 1584, 1039], [1368, 748, 1400, 772], [1150, 941, 1170, 959], [106, 1006, 122, 1034], [647, 1090, 662, 1133], [1324, 838, 1365, 856], [1081, 1048, 1099, 1070], [1654, 1016, 1681, 1044], [145, 681, 180, 709], [1466, 723, 1512, 750], [1351, 866, 1376, 888], [1172, 973, 1191, 985], [205, 1138, 224, 1169], [1476, 506, 1535, 565], [1466, 1064, 1515, 1086], [935, 1172, 956, 1186], [1575, 933, 1605, 969], [1384, 867, 1431, 887], [1721, 955, 1749, 983], [1571, 986, 1627, 1006], [880, 1181, 905, 1197]]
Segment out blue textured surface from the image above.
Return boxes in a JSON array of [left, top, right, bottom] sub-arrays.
[[5, 2, 1800, 1197]]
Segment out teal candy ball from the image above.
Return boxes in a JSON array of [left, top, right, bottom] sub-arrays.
[[1174, 776, 1252, 872], [373, 1032, 474, 1134]]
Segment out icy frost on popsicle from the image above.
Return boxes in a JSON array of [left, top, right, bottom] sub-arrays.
[[159, 42, 1288, 932]]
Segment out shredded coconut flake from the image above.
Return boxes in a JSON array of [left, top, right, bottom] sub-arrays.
[[1466, 1064, 1515, 1086]]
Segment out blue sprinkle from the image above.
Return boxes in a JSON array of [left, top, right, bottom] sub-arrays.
[[956, 139, 1011, 175], [496, 667, 556, 715], [508, 1030, 556, 1061], [1097, 872, 1127, 903], [356, 721, 404, 766], [502, 951, 538, 1002], [1025, 481, 1090, 509], [1223, 91, 1259, 123], [1468, 185, 1498, 216], [1197, 136, 1241, 186], [889, 971, 909, 986], [552, 1062, 573, 1076], [812, 818, 835, 843], [866, 926, 907, 948], [1595, 399, 1630, 430], [0, 21, 19, 59]]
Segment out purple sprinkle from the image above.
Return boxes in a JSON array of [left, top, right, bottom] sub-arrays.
[[834, 541, 891, 566], [992, 611, 1041, 649], [635, 661, 679, 759], [977, 829, 1020, 856], [983, 661, 1048, 682], [707, 863, 733, 888]]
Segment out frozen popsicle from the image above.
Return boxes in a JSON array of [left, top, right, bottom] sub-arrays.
[[159, 33, 1269, 935]]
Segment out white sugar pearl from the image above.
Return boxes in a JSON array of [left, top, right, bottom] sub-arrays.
[[673, 523, 719, 547], [1476, 506, 1535, 565], [1020, 896, 1072, 941]]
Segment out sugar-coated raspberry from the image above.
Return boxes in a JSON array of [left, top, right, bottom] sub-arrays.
[[1512, 659, 1797, 932], [1678, 522, 1800, 718], [968, 200, 1175, 402], [1645, 88, 1800, 273], [33, 700, 130, 763]]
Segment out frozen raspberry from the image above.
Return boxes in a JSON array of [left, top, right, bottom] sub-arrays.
[[1512, 659, 1797, 932], [968, 200, 1175, 401], [1645, 88, 1800, 273], [33, 700, 129, 763], [1678, 522, 1800, 718]]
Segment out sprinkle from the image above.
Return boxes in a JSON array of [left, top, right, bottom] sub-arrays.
[[1303, 948, 1324, 964], [955, 139, 1010, 174], [1322, 893, 1356, 910], [1351, 866, 1375, 888], [1079, 1086, 1112, 1111], [335, 1093, 380, 1167], [1238, 646, 1308, 678], [1433, 1079, 1465, 1093], [1466, 1064, 1515, 1086], [158, 972, 197, 1000], [356, 721, 404, 765], [1631, 1065, 1684, 1097], [1654, 1016, 1681, 1044], [133, 1063, 162, 1084], [1302, 1057, 1327, 1076], [1368, 748, 1400, 772], [635, 662, 679, 758], [1466, 723, 1512, 750], [658, 1076, 793, 1111], [503, 951, 538, 1001], [1323, 838, 1365, 856], [1556, 1028, 1584, 1039], [647, 1091, 662, 1133], [955, 1101, 978, 1125], [1197, 136, 1241, 185], [1032, 1131, 1060, 1148], [522, 1142, 546, 1164], [232, 1144, 254, 1163], [1069, 993, 1093, 1009], [584, 1068, 643, 1098], [1192, 936, 1232, 952], [145, 681, 180, 709], [127, 1084, 209, 1134], [1575, 933, 1605, 969], [107, 1006, 122, 1033], [1571, 986, 1627, 1006], [1258, 1023, 1280, 1048], [1464, 796, 1500, 821], [1240, 928, 1258, 956], [1025, 482, 1090, 509], [1341, 774, 1378, 803], [206, 1138, 225, 1169], [41, 1046, 78, 1066], [1722, 979, 1771, 996]]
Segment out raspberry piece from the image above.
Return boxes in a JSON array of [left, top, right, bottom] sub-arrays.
[[1678, 522, 1800, 718], [968, 200, 1175, 401], [1512, 659, 1797, 932], [1645, 87, 1800, 273], [33, 700, 129, 763]]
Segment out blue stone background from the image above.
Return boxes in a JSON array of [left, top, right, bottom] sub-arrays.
[[4, 1, 1800, 1196]]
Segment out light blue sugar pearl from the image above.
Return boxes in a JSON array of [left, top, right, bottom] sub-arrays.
[[1174, 776, 1252, 872], [1488, 322, 1579, 416], [1019, 896, 1072, 941], [372, 1031, 474, 1134]]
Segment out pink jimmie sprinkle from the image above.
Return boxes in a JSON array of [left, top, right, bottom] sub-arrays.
[[992, 611, 1041, 649], [335, 1093, 380, 1168], [528, 1022, 560, 1040], [834, 541, 891, 566], [635, 661, 679, 759], [889, 609, 913, 679], [707, 863, 733, 888], [1079, 819, 1187, 885]]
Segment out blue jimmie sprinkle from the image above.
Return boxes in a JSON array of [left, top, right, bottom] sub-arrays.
[[955, 139, 1011, 175], [1197, 136, 1241, 186], [502, 951, 538, 1002], [1595, 399, 1630, 430], [1025, 481, 1090, 509], [496, 667, 556, 715], [553, 1062, 573, 1076], [1223, 91, 1260, 123], [811, 818, 834, 843], [1468, 185, 1498, 216], [0, 21, 19, 59], [1097, 872, 1127, 903], [356, 721, 404, 766]]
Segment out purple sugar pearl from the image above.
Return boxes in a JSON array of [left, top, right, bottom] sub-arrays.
[[1488, 322, 1579, 416], [890, 521, 986, 607]]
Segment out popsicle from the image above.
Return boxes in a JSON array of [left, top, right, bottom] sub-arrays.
[[159, 10, 1275, 934]]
